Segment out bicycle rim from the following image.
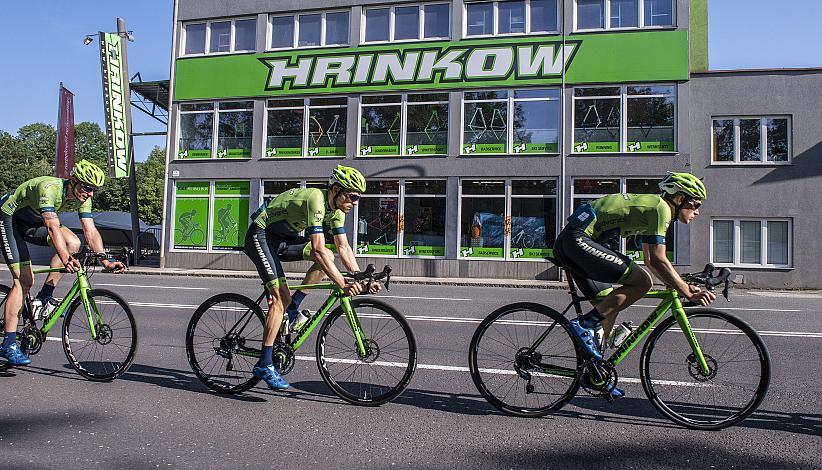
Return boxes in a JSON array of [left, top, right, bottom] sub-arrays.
[[62, 289, 138, 381], [640, 309, 771, 430], [316, 299, 417, 406], [469, 302, 581, 417], [185, 293, 264, 394]]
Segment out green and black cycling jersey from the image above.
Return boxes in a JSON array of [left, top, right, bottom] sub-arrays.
[[1, 176, 93, 223], [251, 187, 345, 236], [581, 193, 672, 245]]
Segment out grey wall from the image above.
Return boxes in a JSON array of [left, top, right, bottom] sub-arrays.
[[689, 69, 822, 289]]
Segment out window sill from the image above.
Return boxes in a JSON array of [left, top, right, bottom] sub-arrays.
[[572, 25, 677, 34], [262, 155, 345, 160], [712, 264, 794, 271], [709, 162, 791, 167], [569, 152, 679, 156], [174, 157, 254, 161], [362, 36, 451, 46], [355, 154, 449, 159], [179, 50, 257, 58]]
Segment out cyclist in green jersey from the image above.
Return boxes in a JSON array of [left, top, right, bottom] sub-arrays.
[[554, 172, 715, 397], [243, 165, 379, 390], [1, 160, 126, 366]]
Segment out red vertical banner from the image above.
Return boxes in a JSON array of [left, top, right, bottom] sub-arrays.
[[55, 83, 76, 178]]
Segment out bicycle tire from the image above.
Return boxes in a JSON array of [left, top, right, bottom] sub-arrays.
[[469, 302, 581, 417], [316, 298, 417, 406], [640, 308, 771, 430], [62, 289, 138, 381], [186, 293, 265, 394]]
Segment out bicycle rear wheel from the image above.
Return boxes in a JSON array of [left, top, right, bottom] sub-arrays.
[[316, 299, 417, 406], [640, 309, 770, 430], [186, 293, 264, 394], [62, 289, 138, 381], [469, 302, 581, 417]]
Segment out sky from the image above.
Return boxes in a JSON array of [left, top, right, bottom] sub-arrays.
[[0, 0, 820, 162]]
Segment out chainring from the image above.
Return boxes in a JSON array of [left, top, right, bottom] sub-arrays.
[[273, 343, 295, 375], [20, 324, 44, 355], [580, 361, 618, 397]]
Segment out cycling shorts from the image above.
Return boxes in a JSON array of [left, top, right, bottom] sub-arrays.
[[0, 211, 51, 270], [243, 223, 311, 291], [553, 224, 637, 300]]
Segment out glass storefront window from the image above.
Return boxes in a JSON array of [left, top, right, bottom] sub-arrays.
[[173, 181, 249, 252], [510, 180, 557, 259], [573, 87, 620, 153], [173, 182, 210, 250], [403, 180, 447, 257], [217, 101, 253, 158], [356, 181, 400, 256], [460, 181, 505, 259], [712, 119, 735, 162], [359, 93, 449, 156], [212, 181, 250, 250], [626, 85, 674, 152], [513, 89, 560, 154], [184, 23, 206, 54], [178, 105, 213, 159], [309, 99, 347, 157], [406, 96, 449, 155], [265, 100, 304, 157], [361, 95, 402, 156], [464, 94, 508, 154]]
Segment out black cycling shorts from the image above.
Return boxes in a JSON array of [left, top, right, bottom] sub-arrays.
[[553, 225, 637, 300], [1, 212, 51, 270], [243, 224, 310, 290]]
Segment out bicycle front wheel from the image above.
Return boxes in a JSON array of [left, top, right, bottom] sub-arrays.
[[316, 299, 417, 406], [62, 289, 138, 381], [640, 309, 770, 430], [186, 293, 264, 394], [469, 302, 581, 417]]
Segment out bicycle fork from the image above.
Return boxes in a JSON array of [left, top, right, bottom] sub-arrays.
[[340, 297, 368, 358], [671, 300, 712, 376]]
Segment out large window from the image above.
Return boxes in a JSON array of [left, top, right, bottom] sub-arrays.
[[364, 3, 451, 43], [711, 117, 791, 164], [172, 181, 250, 252], [354, 180, 447, 258], [575, 0, 673, 31], [712, 219, 791, 268], [573, 85, 675, 153], [269, 11, 350, 49], [572, 177, 676, 262], [463, 89, 560, 155], [459, 179, 557, 260], [360, 93, 449, 156], [178, 101, 254, 159], [182, 18, 256, 56], [265, 97, 347, 157], [465, 0, 559, 37]]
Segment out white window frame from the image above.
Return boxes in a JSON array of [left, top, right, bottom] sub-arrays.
[[353, 179, 448, 259], [710, 218, 793, 269], [362, 2, 451, 44], [571, 83, 677, 154], [262, 97, 348, 158], [170, 180, 251, 254], [180, 17, 257, 56], [267, 9, 350, 50], [570, 176, 677, 263], [461, 88, 562, 155], [710, 116, 792, 165], [177, 101, 254, 160], [573, 0, 675, 32], [464, 0, 560, 38], [457, 178, 558, 261], [358, 93, 450, 157]]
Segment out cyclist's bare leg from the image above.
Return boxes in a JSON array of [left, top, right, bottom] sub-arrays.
[[4, 264, 33, 333], [593, 268, 652, 341], [41, 227, 81, 293], [262, 286, 287, 346]]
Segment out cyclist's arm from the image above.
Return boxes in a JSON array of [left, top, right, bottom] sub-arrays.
[[80, 218, 125, 272], [309, 232, 347, 288], [643, 243, 714, 304], [333, 233, 360, 273], [43, 212, 77, 270]]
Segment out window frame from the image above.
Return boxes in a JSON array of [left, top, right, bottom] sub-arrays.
[[352, 179, 448, 259], [573, 0, 675, 32], [462, 88, 562, 156], [177, 101, 255, 160], [358, 93, 450, 157], [181, 17, 258, 57], [464, 0, 560, 38], [710, 218, 793, 269], [362, 2, 452, 44], [263, 97, 348, 158], [710, 116, 792, 165], [457, 177, 558, 261], [170, 180, 251, 254], [267, 9, 351, 51], [571, 83, 677, 154]]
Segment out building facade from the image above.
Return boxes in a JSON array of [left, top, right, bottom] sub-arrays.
[[161, 0, 822, 288]]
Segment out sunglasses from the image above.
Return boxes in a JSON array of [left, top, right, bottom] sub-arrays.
[[343, 192, 361, 202], [684, 199, 702, 210], [80, 183, 98, 193]]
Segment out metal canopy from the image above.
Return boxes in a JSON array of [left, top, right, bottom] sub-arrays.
[[130, 75, 170, 125]]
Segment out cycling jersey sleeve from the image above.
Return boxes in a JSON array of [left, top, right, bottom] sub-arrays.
[[641, 199, 672, 245], [78, 197, 93, 218], [305, 188, 326, 235], [326, 210, 346, 235], [36, 180, 61, 215]]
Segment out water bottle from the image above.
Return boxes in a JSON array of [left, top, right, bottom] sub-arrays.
[[30, 298, 44, 321], [608, 321, 634, 349]]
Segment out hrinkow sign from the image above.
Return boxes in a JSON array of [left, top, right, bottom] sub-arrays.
[[174, 31, 688, 99]]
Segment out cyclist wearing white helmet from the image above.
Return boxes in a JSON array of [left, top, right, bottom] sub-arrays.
[[243, 165, 378, 390], [1, 160, 125, 366], [553, 171, 715, 398]]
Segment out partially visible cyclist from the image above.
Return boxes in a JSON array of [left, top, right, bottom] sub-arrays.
[[553, 172, 716, 398], [243, 165, 379, 390], [0, 160, 126, 366]]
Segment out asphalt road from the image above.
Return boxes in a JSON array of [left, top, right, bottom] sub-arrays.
[[1, 271, 820, 469]]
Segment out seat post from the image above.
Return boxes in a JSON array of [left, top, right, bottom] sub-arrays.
[[564, 269, 585, 315]]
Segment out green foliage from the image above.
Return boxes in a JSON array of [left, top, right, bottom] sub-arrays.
[[0, 122, 165, 225]]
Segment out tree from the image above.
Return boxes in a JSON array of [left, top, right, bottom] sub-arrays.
[[136, 146, 166, 225]]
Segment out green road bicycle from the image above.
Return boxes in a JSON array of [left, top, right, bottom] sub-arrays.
[[469, 261, 770, 430], [0, 250, 138, 381], [185, 265, 417, 405]]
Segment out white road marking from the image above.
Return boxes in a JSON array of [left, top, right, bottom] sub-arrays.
[[635, 304, 801, 313], [748, 291, 822, 299], [95, 283, 210, 291], [378, 295, 473, 301]]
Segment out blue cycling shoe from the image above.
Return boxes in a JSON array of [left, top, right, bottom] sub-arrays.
[[252, 364, 290, 390], [607, 385, 625, 399], [0, 342, 32, 366], [568, 318, 603, 361]]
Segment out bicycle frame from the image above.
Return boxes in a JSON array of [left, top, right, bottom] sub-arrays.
[[30, 266, 102, 339]]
